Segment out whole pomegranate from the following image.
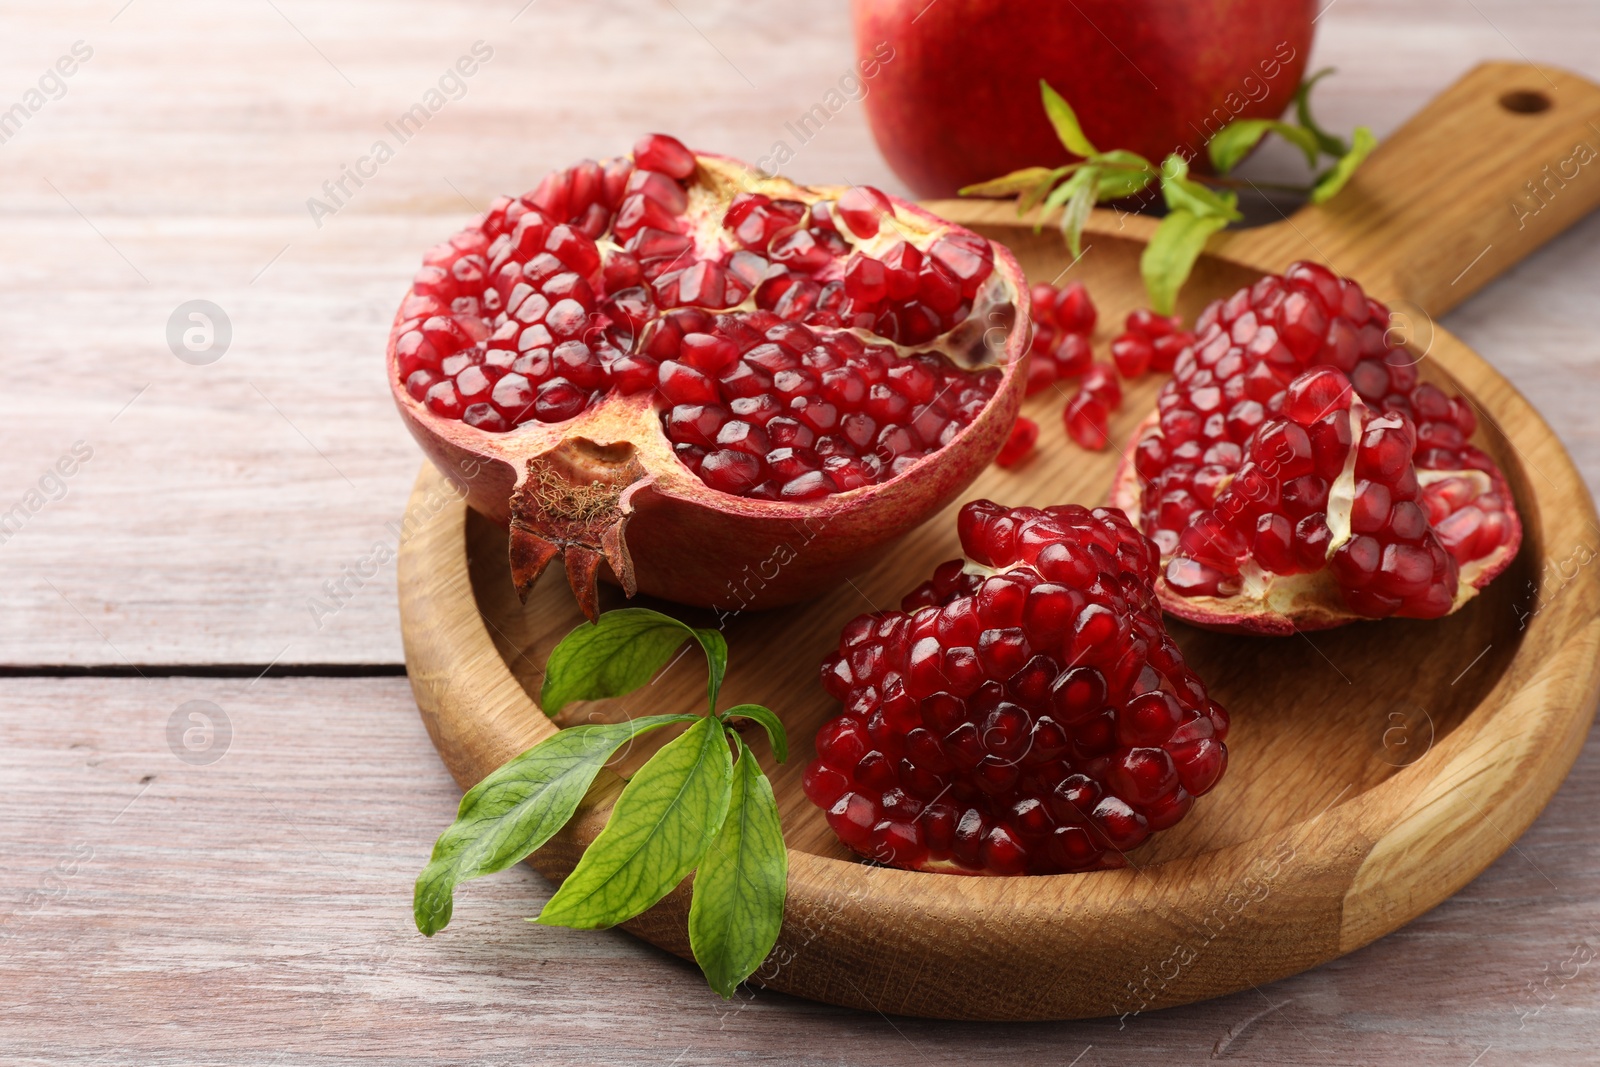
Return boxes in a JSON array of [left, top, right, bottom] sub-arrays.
[[1110, 262, 1522, 633], [388, 135, 1029, 618], [806, 500, 1229, 875], [853, 0, 1316, 197]]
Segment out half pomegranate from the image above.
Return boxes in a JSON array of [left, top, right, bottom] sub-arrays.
[[806, 500, 1229, 875], [388, 135, 1028, 618], [1110, 262, 1522, 634]]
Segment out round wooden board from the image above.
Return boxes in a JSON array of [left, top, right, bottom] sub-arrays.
[[399, 63, 1600, 1020]]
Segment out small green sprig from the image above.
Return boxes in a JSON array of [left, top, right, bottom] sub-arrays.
[[414, 607, 787, 999], [961, 71, 1376, 316]]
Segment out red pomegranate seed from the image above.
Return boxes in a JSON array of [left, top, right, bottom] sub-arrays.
[[996, 417, 1038, 468], [1053, 282, 1097, 334], [1112, 333, 1154, 378], [837, 185, 895, 238], [632, 133, 696, 179], [1064, 393, 1109, 450]]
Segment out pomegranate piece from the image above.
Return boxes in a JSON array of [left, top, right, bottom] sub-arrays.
[[806, 500, 1229, 874], [389, 135, 1029, 619], [1110, 261, 1521, 633]]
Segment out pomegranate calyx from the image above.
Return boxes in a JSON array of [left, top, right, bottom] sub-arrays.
[[509, 439, 649, 621]]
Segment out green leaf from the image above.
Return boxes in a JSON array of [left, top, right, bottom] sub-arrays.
[[1060, 167, 1099, 259], [688, 736, 788, 998], [720, 704, 788, 763], [958, 166, 1060, 198], [413, 713, 698, 936], [1035, 165, 1089, 236], [1208, 119, 1321, 173], [536, 713, 734, 929], [1141, 209, 1230, 317], [1037, 167, 1098, 256], [1016, 165, 1075, 216], [1294, 68, 1349, 157], [1092, 149, 1157, 200], [540, 607, 728, 716], [1310, 126, 1377, 204], [1041, 80, 1097, 158], [1159, 154, 1242, 221]]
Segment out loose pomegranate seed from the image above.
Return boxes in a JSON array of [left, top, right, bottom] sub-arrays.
[[1064, 392, 1109, 450], [808, 500, 1228, 874], [1111, 334, 1153, 379], [996, 417, 1038, 468]]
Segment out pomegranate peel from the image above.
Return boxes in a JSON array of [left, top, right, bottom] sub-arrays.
[[1109, 262, 1522, 634], [388, 138, 1030, 618]]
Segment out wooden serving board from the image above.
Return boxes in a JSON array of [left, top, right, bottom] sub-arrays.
[[399, 63, 1600, 1020]]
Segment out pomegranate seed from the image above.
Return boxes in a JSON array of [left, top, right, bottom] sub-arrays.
[[632, 133, 696, 179], [1064, 392, 1109, 450], [1052, 332, 1092, 378], [1112, 333, 1154, 378], [996, 417, 1037, 468], [837, 185, 894, 238]]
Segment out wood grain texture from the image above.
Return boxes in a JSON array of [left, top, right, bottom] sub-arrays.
[[4, 1, 1600, 666], [3, 676, 1599, 1065], [396, 65, 1600, 1017]]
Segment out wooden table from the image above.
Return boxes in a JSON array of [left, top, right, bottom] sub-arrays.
[[4, 1, 1598, 1062]]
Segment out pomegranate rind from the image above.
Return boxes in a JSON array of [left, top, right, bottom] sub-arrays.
[[1110, 406, 1524, 634], [388, 151, 1031, 615]]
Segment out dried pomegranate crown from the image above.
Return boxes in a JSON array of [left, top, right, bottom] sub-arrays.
[[806, 501, 1229, 876], [1111, 261, 1521, 633], [387, 135, 1029, 618]]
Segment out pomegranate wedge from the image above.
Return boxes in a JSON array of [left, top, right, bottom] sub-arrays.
[[1110, 262, 1521, 633]]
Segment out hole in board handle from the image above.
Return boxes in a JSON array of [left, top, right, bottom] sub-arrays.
[[1499, 90, 1552, 114]]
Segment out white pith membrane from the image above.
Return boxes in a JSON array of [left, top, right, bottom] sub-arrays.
[[1111, 396, 1521, 634]]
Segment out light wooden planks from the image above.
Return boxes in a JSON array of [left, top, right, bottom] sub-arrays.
[[1, 1, 1600, 664], [4, 0, 1600, 1056], [0, 677, 1596, 1064]]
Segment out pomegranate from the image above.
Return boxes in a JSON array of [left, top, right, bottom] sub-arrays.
[[805, 500, 1229, 875], [388, 135, 1029, 618], [853, 0, 1316, 197], [1109, 262, 1522, 633]]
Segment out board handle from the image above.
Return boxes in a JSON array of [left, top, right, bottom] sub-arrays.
[[1217, 61, 1600, 315]]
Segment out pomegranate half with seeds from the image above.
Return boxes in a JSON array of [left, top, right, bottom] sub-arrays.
[[1110, 262, 1521, 634], [806, 500, 1229, 875], [388, 135, 1028, 618]]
